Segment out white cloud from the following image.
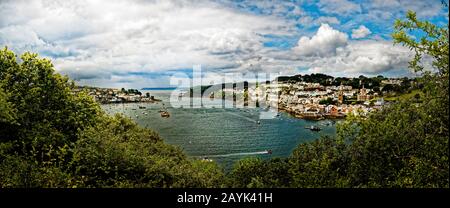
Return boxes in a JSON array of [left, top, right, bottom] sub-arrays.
[[0, 25, 45, 46], [315, 16, 341, 25], [369, 0, 446, 18], [351, 25, 372, 39], [205, 29, 260, 54], [270, 25, 413, 77], [0, 0, 291, 81], [317, 0, 362, 16], [298, 16, 340, 27], [306, 40, 413, 76], [0, 0, 433, 87], [293, 24, 348, 57]]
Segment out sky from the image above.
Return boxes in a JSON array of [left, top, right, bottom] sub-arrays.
[[0, 0, 448, 88]]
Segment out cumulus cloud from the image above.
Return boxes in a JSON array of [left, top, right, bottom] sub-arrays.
[[0, 25, 45, 47], [307, 40, 413, 76], [206, 29, 260, 55], [293, 24, 348, 57], [1, 0, 440, 87], [351, 25, 372, 39], [0, 0, 291, 80], [270, 24, 413, 77]]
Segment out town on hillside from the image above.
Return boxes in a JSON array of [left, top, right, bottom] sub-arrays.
[[203, 74, 420, 120], [73, 86, 161, 104]]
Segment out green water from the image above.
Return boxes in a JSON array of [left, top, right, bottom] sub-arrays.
[[102, 90, 337, 170]]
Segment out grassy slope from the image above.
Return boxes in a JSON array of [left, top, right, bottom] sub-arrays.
[[383, 89, 423, 102]]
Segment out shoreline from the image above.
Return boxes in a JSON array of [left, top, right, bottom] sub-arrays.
[[98, 98, 162, 104]]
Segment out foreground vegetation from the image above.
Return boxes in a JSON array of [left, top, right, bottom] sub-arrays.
[[0, 49, 224, 188], [227, 10, 448, 188], [1, 10, 448, 188]]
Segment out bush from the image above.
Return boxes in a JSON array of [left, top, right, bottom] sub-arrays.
[[0, 48, 224, 188]]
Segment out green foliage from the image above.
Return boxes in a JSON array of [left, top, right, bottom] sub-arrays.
[[227, 158, 264, 187], [277, 73, 390, 89], [70, 114, 223, 188], [382, 84, 402, 93], [289, 136, 350, 188], [319, 97, 335, 105], [0, 48, 101, 147], [0, 87, 16, 125], [277, 73, 334, 86], [227, 157, 291, 188], [120, 88, 142, 95], [393, 11, 449, 75], [1, 7, 447, 188], [227, 8, 449, 188], [0, 48, 223, 188], [127, 89, 142, 95], [345, 99, 448, 187]]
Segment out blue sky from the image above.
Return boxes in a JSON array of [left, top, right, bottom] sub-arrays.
[[0, 0, 448, 88]]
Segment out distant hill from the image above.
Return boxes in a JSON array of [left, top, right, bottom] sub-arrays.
[[141, 87, 177, 90]]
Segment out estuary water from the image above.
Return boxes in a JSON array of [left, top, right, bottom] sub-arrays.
[[102, 90, 337, 170]]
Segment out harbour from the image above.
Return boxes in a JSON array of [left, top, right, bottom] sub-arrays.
[[102, 90, 337, 170]]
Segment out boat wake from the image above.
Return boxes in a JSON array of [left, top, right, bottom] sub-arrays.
[[199, 151, 269, 158]]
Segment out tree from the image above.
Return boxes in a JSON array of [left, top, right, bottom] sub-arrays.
[[339, 8, 449, 187], [227, 158, 264, 188], [414, 93, 420, 101], [0, 48, 224, 188], [289, 136, 350, 188], [0, 48, 101, 146], [0, 48, 102, 187], [382, 84, 402, 93], [71, 114, 224, 188], [229, 8, 449, 188], [319, 97, 335, 105], [0, 87, 16, 125]]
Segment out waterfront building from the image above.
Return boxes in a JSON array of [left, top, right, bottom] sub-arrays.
[[357, 86, 372, 101]]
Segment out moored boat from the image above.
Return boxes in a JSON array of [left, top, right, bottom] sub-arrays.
[[305, 125, 321, 131], [161, 111, 170, 118]]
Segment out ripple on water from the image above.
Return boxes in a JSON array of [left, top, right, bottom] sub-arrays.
[[102, 91, 337, 170]]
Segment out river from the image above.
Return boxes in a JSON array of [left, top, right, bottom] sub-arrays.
[[102, 90, 337, 170]]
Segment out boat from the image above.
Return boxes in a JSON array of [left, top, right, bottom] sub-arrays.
[[160, 111, 170, 118], [266, 149, 272, 154], [305, 125, 321, 131], [159, 103, 170, 117], [138, 106, 146, 109]]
